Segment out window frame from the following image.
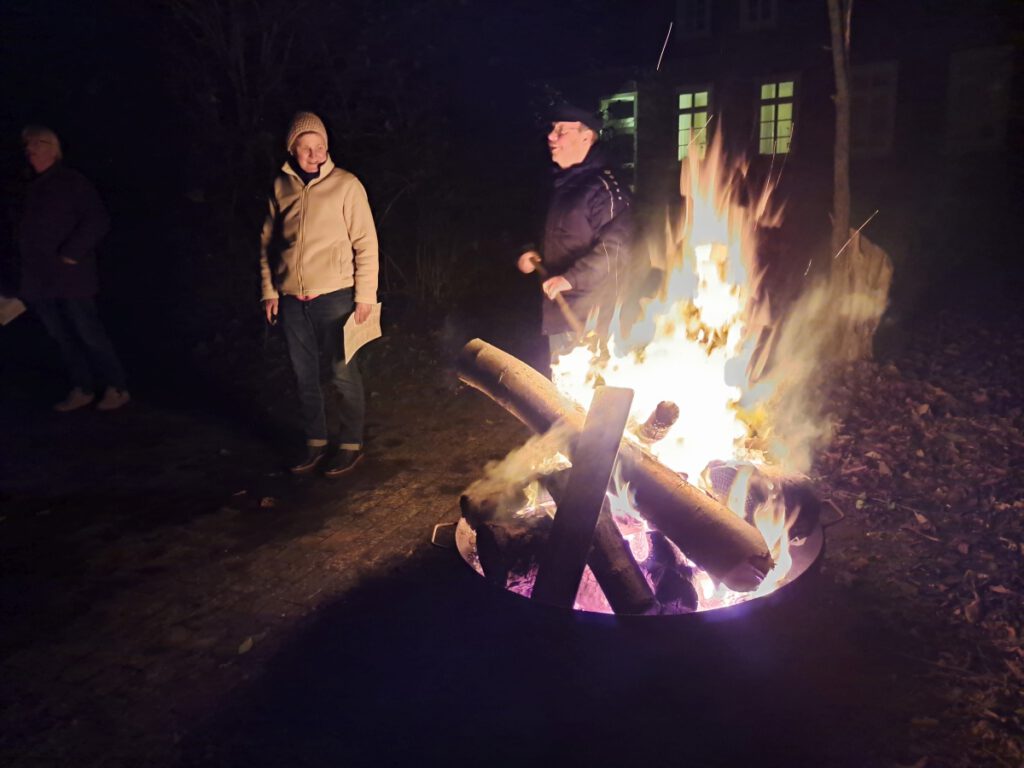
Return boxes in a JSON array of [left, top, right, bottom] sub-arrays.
[[739, 0, 779, 31], [850, 60, 898, 158], [756, 75, 798, 156], [677, 0, 712, 39], [676, 85, 713, 160]]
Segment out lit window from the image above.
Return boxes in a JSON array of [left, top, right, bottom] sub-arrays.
[[851, 62, 898, 157], [677, 0, 711, 39], [678, 88, 711, 159], [740, 0, 778, 30], [600, 91, 638, 188], [758, 79, 795, 154]]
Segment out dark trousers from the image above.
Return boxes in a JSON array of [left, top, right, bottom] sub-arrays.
[[280, 288, 364, 448], [32, 297, 127, 394]]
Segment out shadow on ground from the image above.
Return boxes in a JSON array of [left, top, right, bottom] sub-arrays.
[[179, 543, 928, 768]]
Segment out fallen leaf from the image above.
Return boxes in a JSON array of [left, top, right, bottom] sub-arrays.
[[989, 585, 1015, 595], [238, 637, 253, 654], [964, 597, 982, 624], [260, 497, 277, 508], [916, 403, 930, 416], [911, 717, 939, 728], [878, 461, 892, 476], [913, 512, 931, 527]]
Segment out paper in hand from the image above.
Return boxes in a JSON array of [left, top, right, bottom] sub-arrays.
[[343, 302, 382, 363], [0, 296, 26, 326]]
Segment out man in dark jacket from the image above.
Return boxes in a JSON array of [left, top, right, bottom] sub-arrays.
[[19, 125, 128, 411], [517, 103, 633, 363]]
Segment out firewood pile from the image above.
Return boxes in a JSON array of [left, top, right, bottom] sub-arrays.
[[456, 339, 823, 615]]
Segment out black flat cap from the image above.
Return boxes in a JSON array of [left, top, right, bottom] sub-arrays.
[[549, 102, 604, 134]]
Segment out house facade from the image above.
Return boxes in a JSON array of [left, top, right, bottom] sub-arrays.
[[592, 0, 1022, 301]]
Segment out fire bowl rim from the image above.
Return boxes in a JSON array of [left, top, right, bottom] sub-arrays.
[[454, 515, 825, 619]]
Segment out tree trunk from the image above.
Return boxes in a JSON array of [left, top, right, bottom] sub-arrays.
[[828, 0, 853, 260]]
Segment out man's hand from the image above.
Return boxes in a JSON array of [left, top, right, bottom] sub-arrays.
[[517, 250, 541, 274], [263, 298, 279, 324], [354, 302, 372, 324], [542, 275, 572, 300]]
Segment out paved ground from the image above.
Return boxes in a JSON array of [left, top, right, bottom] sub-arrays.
[[0, 305, 1020, 767]]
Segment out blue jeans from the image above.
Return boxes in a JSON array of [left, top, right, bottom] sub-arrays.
[[32, 297, 127, 394], [280, 289, 365, 448]]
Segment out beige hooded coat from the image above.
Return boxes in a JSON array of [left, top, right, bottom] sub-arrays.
[[259, 156, 379, 304]]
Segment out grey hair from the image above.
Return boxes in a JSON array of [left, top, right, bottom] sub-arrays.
[[21, 125, 63, 160]]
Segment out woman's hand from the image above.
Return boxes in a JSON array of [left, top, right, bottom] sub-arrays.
[[517, 250, 541, 274], [263, 298, 279, 324], [354, 302, 372, 324]]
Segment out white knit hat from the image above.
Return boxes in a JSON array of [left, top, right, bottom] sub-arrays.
[[285, 111, 328, 152]]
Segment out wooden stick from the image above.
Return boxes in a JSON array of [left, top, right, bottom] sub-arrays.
[[529, 256, 587, 338]]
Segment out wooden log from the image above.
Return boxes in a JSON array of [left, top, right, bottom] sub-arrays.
[[533, 387, 634, 609], [458, 338, 773, 591], [542, 471, 659, 616], [702, 460, 821, 540], [459, 493, 552, 587]]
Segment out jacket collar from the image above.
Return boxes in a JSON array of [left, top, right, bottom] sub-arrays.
[[552, 146, 605, 188], [282, 154, 335, 187]]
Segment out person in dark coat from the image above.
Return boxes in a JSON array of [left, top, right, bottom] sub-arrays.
[[517, 102, 634, 363], [18, 125, 129, 411]]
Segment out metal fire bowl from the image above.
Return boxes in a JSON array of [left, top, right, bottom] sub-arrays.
[[454, 515, 825, 619]]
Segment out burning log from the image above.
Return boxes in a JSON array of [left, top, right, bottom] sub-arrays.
[[542, 471, 659, 616], [458, 338, 774, 591], [459, 492, 551, 588], [702, 460, 821, 540], [638, 401, 680, 444]]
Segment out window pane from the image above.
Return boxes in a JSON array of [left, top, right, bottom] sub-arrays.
[[695, 111, 707, 128], [760, 138, 774, 153], [779, 81, 794, 98], [778, 137, 791, 153], [777, 119, 792, 137], [760, 121, 774, 139], [760, 104, 776, 121], [778, 103, 792, 120], [761, 83, 776, 100], [679, 93, 693, 109], [695, 91, 708, 108], [679, 113, 693, 129]]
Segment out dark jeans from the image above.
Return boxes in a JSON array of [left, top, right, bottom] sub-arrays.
[[32, 297, 127, 394], [280, 288, 365, 448]]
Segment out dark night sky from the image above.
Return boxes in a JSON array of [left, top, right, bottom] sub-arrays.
[[0, 0, 674, 189]]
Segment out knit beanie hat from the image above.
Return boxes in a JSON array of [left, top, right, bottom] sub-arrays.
[[285, 111, 329, 153]]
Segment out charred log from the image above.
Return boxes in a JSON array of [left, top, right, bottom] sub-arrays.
[[643, 531, 698, 614], [702, 460, 821, 540], [459, 493, 552, 587], [458, 338, 774, 591]]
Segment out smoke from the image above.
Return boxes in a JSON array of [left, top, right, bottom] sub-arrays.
[[752, 231, 893, 475], [461, 420, 575, 519]]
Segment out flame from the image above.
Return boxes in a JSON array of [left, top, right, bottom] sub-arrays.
[[550, 131, 805, 609]]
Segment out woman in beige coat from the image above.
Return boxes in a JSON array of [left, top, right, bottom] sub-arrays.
[[259, 112, 379, 476]]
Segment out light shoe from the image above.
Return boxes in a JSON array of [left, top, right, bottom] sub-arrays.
[[96, 387, 131, 411], [54, 387, 95, 412]]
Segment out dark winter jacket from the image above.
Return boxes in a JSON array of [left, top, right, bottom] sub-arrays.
[[540, 147, 633, 335], [18, 164, 110, 300]]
